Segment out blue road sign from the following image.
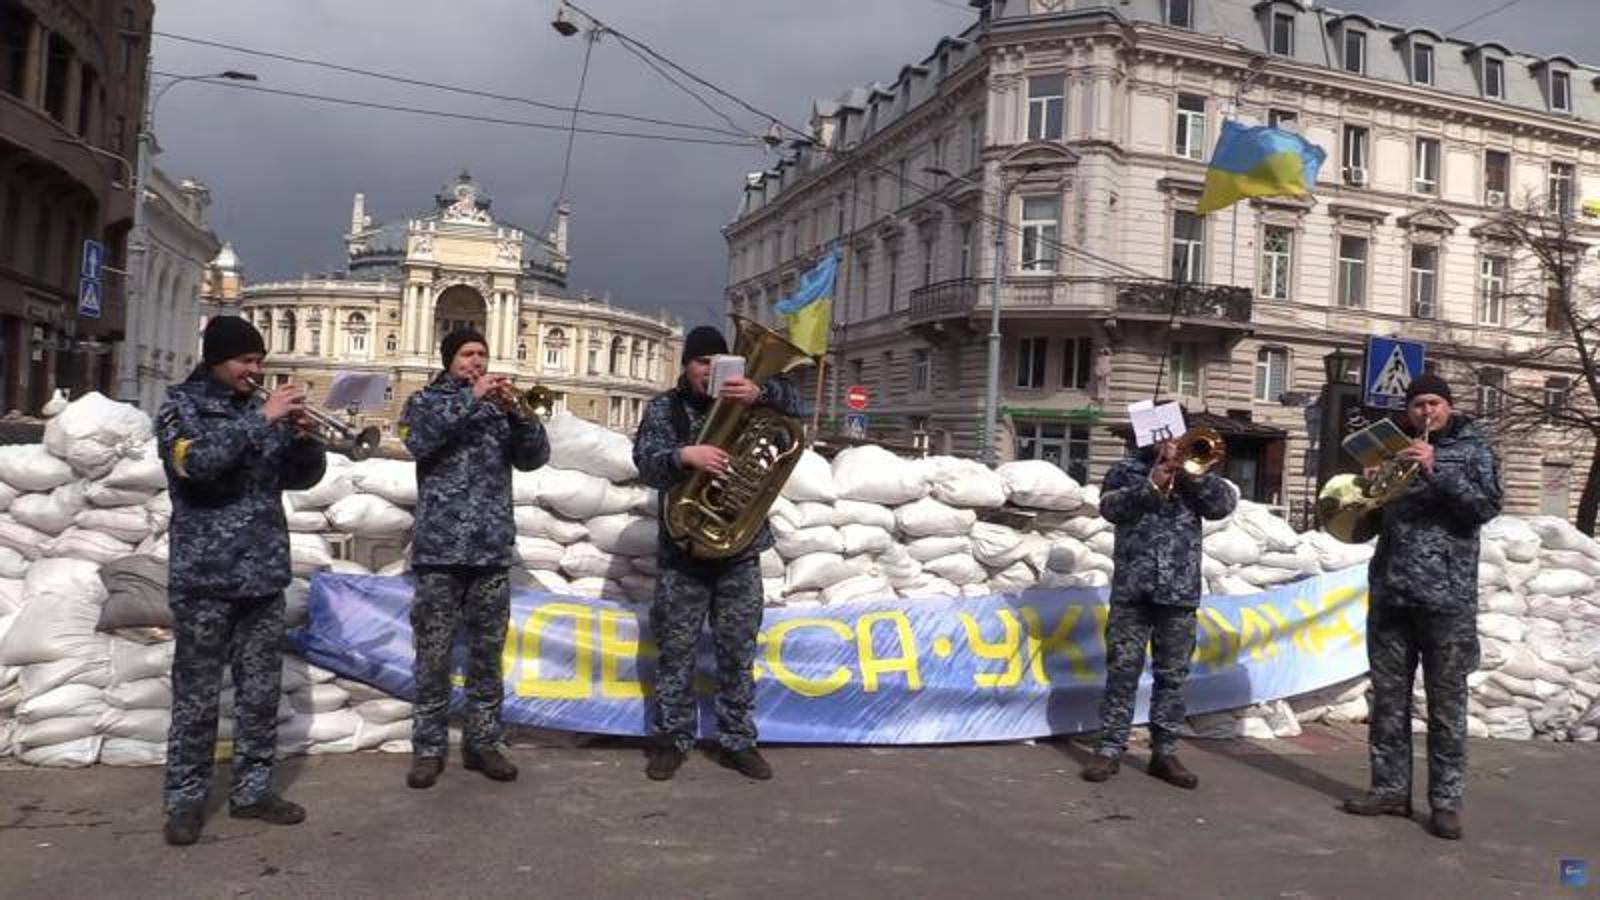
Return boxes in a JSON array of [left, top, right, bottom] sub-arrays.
[[81, 239, 104, 280], [1364, 336, 1425, 410], [845, 412, 868, 439], [77, 277, 102, 319]]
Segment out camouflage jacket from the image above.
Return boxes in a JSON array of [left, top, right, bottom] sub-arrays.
[[159, 368, 327, 597], [1100, 452, 1237, 608], [402, 373, 550, 568], [633, 375, 802, 568], [1371, 415, 1502, 613]]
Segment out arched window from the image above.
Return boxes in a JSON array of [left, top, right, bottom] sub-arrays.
[[280, 310, 297, 353], [258, 311, 273, 351], [517, 342, 528, 361], [610, 336, 626, 375], [544, 327, 566, 368], [385, 332, 398, 354], [347, 312, 368, 354]]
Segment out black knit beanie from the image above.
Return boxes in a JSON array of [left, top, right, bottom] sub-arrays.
[[1404, 372, 1453, 405], [202, 316, 266, 365], [441, 328, 487, 368], [681, 325, 728, 364]]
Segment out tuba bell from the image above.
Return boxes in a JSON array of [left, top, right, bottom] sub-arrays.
[[665, 315, 816, 560], [1315, 418, 1429, 543], [1173, 426, 1226, 478]]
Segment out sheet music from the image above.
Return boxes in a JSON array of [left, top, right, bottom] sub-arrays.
[[709, 355, 745, 398], [325, 372, 390, 412], [1129, 400, 1187, 448]]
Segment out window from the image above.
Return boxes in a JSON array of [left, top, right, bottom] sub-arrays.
[[1027, 75, 1064, 141], [1267, 108, 1297, 131], [1167, 342, 1199, 395], [1171, 211, 1204, 283], [836, 195, 847, 237], [959, 224, 973, 278], [1342, 29, 1366, 73], [1414, 137, 1440, 194], [1019, 196, 1059, 273], [1062, 336, 1092, 389], [1254, 347, 1289, 403], [912, 348, 930, 392], [1484, 57, 1505, 99], [587, 347, 599, 375], [1270, 12, 1294, 56], [1016, 336, 1048, 389], [968, 113, 983, 170], [1549, 162, 1575, 216], [897, 158, 909, 207], [1164, 0, 1193, 28], [346, 313, 368, 353], [385, 333, 398, 354], [544, 327, 565, 368], [1484, 150, 1509, 206], [1342, 125, 1369, 185], [279, 312, 296, 353], [1476, 368, 1504, 415], [887, 251, 900, 311], [1176, 94, 1206, 159], [1410, 246, 1438, 318], [1015, 422, 1090, 484], [1546, 284, 1567, 332], [516, 341, 527, 361], [1479, 256, 1507, 326], [922, 238, 935, 286], [857, 259, 871, 319], [1552, 71, 1572, 113], [1260, 226, 1293, 300], [850, 358, 865, 387], [1411, 43, 1434, 85], [1337, 235, 1368, 308], [1545, 377, 1570, 421], [610, 337, 626, 375]]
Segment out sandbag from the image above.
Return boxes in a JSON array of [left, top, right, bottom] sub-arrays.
[[98, 737, 165, 766], [823, 574, 894, 605], [1484, 517, 1541, 563], [1204, 528, 1261, 567], [348, 458, 418, 506], [74, 505, 152, 544], [1524, 570, 1594, 598], [840, 524, 893, 556], [516, 536, 566, 570], [109, 637, 173, 683], [288, 682, 351, 714], [100, 446, 167, 491], [785, 553, 865, 592], [1046, 537, 1090, 574], [775, 524, 843, 559], [284, 502, 329, 533], [833, 499, 897, 531], [989, 561, 1038, 594], [290, 533, 334, 576], [326, 494, 414, 536], [286, 465, 355, 510], [98, 707, 170, 742], [970, 523, 1028, 568], [97, 554, 172, 630], [924, 456, 1008, 509], [355, 698, 413, 725], [1233, 502, 1298, 552], [42, 392, 153, 478], [540, 468, 632, 519], [18, 735, 101, 767], [0, 558, 107, 665], [996, 461, 1082, 510], [906, 535, 969, 563], [585, 514, 657, 557], [831, 445, 927, 506], [18, 649, 110, 697], [895, 497, 976, 538], [16, 714, 100, 748], [0, 445, 76, 493], [18, 682, 107, 723], [560, 542, 625, 580], [514, 506, 588, 544], [11, 483, 87, 535], [84, 482, 156, 509], [781, 450, 838, 503], [105, 677, 172, 710], [544, 412, 638, 482], [0, 480, 16, 512], [922, 553, 986, 586], [43, 527, 134, 564], [0, 546, 27, 579]]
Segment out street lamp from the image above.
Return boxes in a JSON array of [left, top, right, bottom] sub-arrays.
[[119, 67, 257, 407]]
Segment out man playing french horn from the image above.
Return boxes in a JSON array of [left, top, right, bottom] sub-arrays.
[[632, 324, 802, 782], [399, 328, 550, 790]]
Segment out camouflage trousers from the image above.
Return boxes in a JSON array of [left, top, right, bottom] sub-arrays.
[[411, 567, 511, 759], [163, 592, 285, 814], [1095, 597, 1197, 758], [1366, 602, 1480, 811], [649, 557, 764, 753]]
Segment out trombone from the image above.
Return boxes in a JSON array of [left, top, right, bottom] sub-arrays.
[[246, 377, 382, 460], [479, 375, 555, 420]]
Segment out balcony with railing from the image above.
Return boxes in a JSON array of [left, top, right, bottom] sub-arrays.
[[1112, 278, 1252, 326], [908, 277, 980, 324]]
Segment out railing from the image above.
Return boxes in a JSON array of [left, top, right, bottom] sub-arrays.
[[1113, 278, 1252, 324], [908, 278, 980, 322]]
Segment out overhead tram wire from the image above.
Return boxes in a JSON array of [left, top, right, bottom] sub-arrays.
[[553, 24, 599, 214]]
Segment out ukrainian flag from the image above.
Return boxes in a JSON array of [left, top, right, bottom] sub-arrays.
[[1196, 120, 1327, 215], [775, 247, 839, 357]]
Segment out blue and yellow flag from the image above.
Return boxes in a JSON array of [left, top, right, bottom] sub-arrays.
[[1196, 120, 1327, 215], [775, 247, 839, 357]]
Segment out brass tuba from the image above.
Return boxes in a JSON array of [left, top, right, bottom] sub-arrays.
[[1315, 418, 1428, 543], [665, 315, 817, 560]]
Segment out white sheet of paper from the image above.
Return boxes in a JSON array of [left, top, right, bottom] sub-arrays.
[[325, 372, 390, 412], [709, 355, 745, 398], [1129, 400, 1186, 448]]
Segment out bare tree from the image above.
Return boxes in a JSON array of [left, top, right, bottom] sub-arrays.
[[1473, 192, 1600, 532]]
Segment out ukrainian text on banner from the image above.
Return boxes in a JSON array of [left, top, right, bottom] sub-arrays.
[[293, 567, 1369, 744]]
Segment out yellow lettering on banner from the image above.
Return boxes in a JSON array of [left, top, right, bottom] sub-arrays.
[[1192, 607, 1240, 668], [1313, 587, 1364, 652], [1237, 606, 1282, 662], [856, 612, 923, 693], [1257, 603, 1293, 658], [1289, 598, 1323, 655], [513, 603, 594, 700], [959, 611, 1024, 689], [598, 610, 646, 700], [764, 619, 853, 698], [1021, 606, 1094, 685]]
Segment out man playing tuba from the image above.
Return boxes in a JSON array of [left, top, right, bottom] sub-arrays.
[[632, 324, 802, 781]]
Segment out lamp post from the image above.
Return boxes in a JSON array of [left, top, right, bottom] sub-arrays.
[[119, 66, 256, 406]]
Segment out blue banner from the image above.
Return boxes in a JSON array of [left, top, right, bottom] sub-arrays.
[[293, 568, 1369, 744]]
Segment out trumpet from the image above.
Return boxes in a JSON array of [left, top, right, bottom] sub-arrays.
[[246, 377, 382, 461], [478, 374, 554, 419]]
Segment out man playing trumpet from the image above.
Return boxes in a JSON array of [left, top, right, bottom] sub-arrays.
[[399, 328, 549, 790]]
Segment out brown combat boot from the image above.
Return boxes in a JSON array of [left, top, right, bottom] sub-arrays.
[[463, 747, 519, 782], [1429, 808, 1463, 840], [407, 756, 444, 789], [1081, 754, 1120, 782], [1341, 792, 1413, 817], [1148, 753, 1199, 789]]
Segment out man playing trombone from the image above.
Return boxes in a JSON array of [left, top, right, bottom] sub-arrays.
[[158, 316, 326, 845], [1083, 408, 1235, 788], [400, 328, 549, 790]]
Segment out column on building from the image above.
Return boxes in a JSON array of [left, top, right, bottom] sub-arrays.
[[22, 21, 45, 106], [484, 291, 502, 361], [502, 291, 519, 360]]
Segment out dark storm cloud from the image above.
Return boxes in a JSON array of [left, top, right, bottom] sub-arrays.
[[148, 0, 1597, 328]]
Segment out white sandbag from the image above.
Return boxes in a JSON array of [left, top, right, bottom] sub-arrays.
[[1238, 565, 1303, 588], [792, 502, 839, 529], [1527, 515, 1600, 557], [289, 683, 351, 714], [1081, 551, 1115, 575], [996, 460, 1082, 511], [42, 393, 153, 476], [875, 546, 923, 586], [514, 506, 589, 544], [326, 494, 414, 536], [98, 707, 169, 742], [354, 698, 413, 724], [18, 648, 110, 698], [281, 708, 363, 745], [1046, 537, 1090, 574], [762, 577, 785, 604], [544, 412, 638, 482], [43, 527, 133, 564], [840, 524, 893, 556], [906, 535, 969, 563], [1539, 550, 1600, 578], [0, 445, 76, 493], [18, 735, 101, 767], [831, 445, 928, 506], [1304, 530, 1374, 572], [109, 637, 173, 683], [99, 737, 165, 766], [353, 718, 412, 751], [1524, 570, 1594, 598], [922, 553, 987, 586], [1215, 575, 1259, 596], [376, 560, 409, 577], [924, 456, 1008, 509], [12, 481, 88, 536], [290, 533, 334, 576], [1233, 502, 1299, 553], [1074, 485, 1101, 518], [0, 559, 106, 665], [18, 682, 106, 723], [631, 488, 659, 518], [16, 714, 100, 748], [511, 466, 553, 505], [781, 449, 838, 503], [0, 547, 26, 579], [823, 574, 895, 605], [141, 491, 169, 536], [565, 577, 623, 599], [516, 535, 566, 570], [286, 467, 355, 511], [1058, 516, 1109, 541], [970, 523, 1028, 568], [895, 497, 976, 539], [769, 496, 802, 528], [760, 549, 785, 578], [100, 447, 167, 491], [74, 505, 151, 544], [539, 468, 620, 519], [284, 500, 328, 533], [523, 568, 571, 594], [560, 542, 625, 580], [1204, 528, 1261, 567], [833, 499, 897, 531], [896, 574, 961, 599], [989, 561, 1038, 594], [105, 677, 172, 710], [84, 482, 155, 509], [1086, 531, 1116, 557], [585, 514, 657, 557], [0, 480, 15, 512], [775, 525, 843, 559], [347, 458, 418, 506], [1039, 570, 1109, 589], [1018, 534, 1052, 574], [1259, 545, 1320, 576], [1485, 517, 1541, 563], [1482, 590, 1526, 616], [1477, 612, 1525, 644], [785, 553, 865, 592]]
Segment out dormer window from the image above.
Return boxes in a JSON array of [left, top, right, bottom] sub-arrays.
[[1343, 29, 1366, 74], [1164, 0, 1193, 28], [1552, 70, 1572, 112], [1484, 57, 1505, 99], [1411, 43, 1434, 85], [1271, 12, 1294, 56], [1532, 57, 1579, 115]]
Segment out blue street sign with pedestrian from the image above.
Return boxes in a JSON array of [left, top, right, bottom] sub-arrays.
[[81, 239, 104, 280], [845, 413, 868, 439], [77, 277, 102, 319], [1364, 336, 1425, 411]]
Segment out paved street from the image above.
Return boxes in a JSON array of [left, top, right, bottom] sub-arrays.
[[1, 725, 1594, 898]]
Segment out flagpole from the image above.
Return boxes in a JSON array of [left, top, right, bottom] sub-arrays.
[[808, 355, 827, 445]]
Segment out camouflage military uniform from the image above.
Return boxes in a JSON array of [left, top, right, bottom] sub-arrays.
[[401, 372, 549, 759], [632, 375, 801, 752], [1093, 449, 1236, 758], [1365, 415, 1501, 811], [158, 368, 327, 814]]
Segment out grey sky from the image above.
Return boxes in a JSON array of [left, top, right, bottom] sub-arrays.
[[149, 0, 1599, 329]]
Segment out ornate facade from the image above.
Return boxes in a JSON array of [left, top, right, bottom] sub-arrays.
[[725, 0, 1600, 522], [238, 172, 681, 438], [136, 168, 219, 411]]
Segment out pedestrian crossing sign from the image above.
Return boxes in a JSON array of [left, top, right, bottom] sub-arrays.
[[1363, 336, 1424, 411], [77, 277, 102, 319]]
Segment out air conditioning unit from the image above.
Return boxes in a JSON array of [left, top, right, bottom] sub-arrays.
[[1345, 167, 1368, 187], [1486, 190, 1506, 208]]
